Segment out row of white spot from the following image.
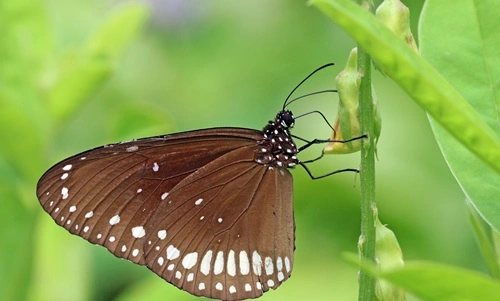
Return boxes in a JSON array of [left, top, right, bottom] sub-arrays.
[[155, 247, 291, 294]]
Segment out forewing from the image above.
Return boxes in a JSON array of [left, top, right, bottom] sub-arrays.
[[143, 146, 294, 300], [36, 128, 262, 265]]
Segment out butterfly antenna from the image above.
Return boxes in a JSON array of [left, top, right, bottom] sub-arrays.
[[284, 89, 338, 108], [283, 63, 335, 110]]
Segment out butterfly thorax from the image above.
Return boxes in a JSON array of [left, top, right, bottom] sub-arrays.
[[255, 110, 299, 169]]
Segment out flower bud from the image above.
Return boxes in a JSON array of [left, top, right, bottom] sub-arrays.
[[376, 0, 418, 53], [325, 48, 381, 154], [374, 208, 406, 301]]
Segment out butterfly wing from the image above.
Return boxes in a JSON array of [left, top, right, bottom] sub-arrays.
[[143, 145, 294, 300], [36, 128, 263, 264]]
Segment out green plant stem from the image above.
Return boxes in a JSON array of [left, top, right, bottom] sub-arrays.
[[357, 2, 377, 300]]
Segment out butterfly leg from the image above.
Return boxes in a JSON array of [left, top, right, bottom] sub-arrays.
[[298, 161, 359, 180], [295, 134, 367, 152]]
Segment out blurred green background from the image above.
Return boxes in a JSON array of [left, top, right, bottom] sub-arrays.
[[0, 0, 482, 300]]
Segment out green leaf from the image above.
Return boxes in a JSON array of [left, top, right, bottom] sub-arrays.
[[468, 200, 500, 279], [344, 253, 500, 301], [47, 3, 149, 120], [419, 1, 500, 232], [311, 0, 500, 174]]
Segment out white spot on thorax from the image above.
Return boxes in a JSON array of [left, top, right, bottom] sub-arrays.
[[131, 226, 146, 238]]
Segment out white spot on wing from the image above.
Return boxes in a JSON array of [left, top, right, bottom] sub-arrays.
[[69, 205, 76, 212], [267, 279, 275, 287], [121, 245, 127, 252], [83, 226, 89, 233], [158, 230, 167, 240], [217, 217, 223, 223], [175, 271, 182, 279], [187, 272, 194, 282], [214, 251, 224, 275], [278, 271, 285, 281], [252, 251, 262, 276], [109, 236, 115, 242], [285, 256, 291, 273], [166, 245, 180, 260], [229, 285, 236, 294], [132, 249, 139, 257], [215, 282, 223, 291], [195, 198, 203, 205], [199, 283, 205, 290], [239, 250, 250, 275], [167, 264, 175, 271], [61, 173, 68, 180], [277, 256, 283, 271], [61, 187, 69, 199], [85, 211, 93, 218], [200, 250, 213, 275], [227, 250, 236, 276], [131, 226, 146, 238], [161, 192, 169, 200], [245, 283, 252, 292], [62, 164, 72, 171], [158, 257, 164, 266], [265, 256, 274, 275], [182, 252, 198, 269], [126, 145, 139, 152], [109, 215, 120, 225], [152, 162, 159, 172]]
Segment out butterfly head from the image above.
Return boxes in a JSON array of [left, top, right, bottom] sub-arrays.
[[276, 110, 295, 129]]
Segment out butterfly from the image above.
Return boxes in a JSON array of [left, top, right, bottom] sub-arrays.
[[36, 64, 360, 300]]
